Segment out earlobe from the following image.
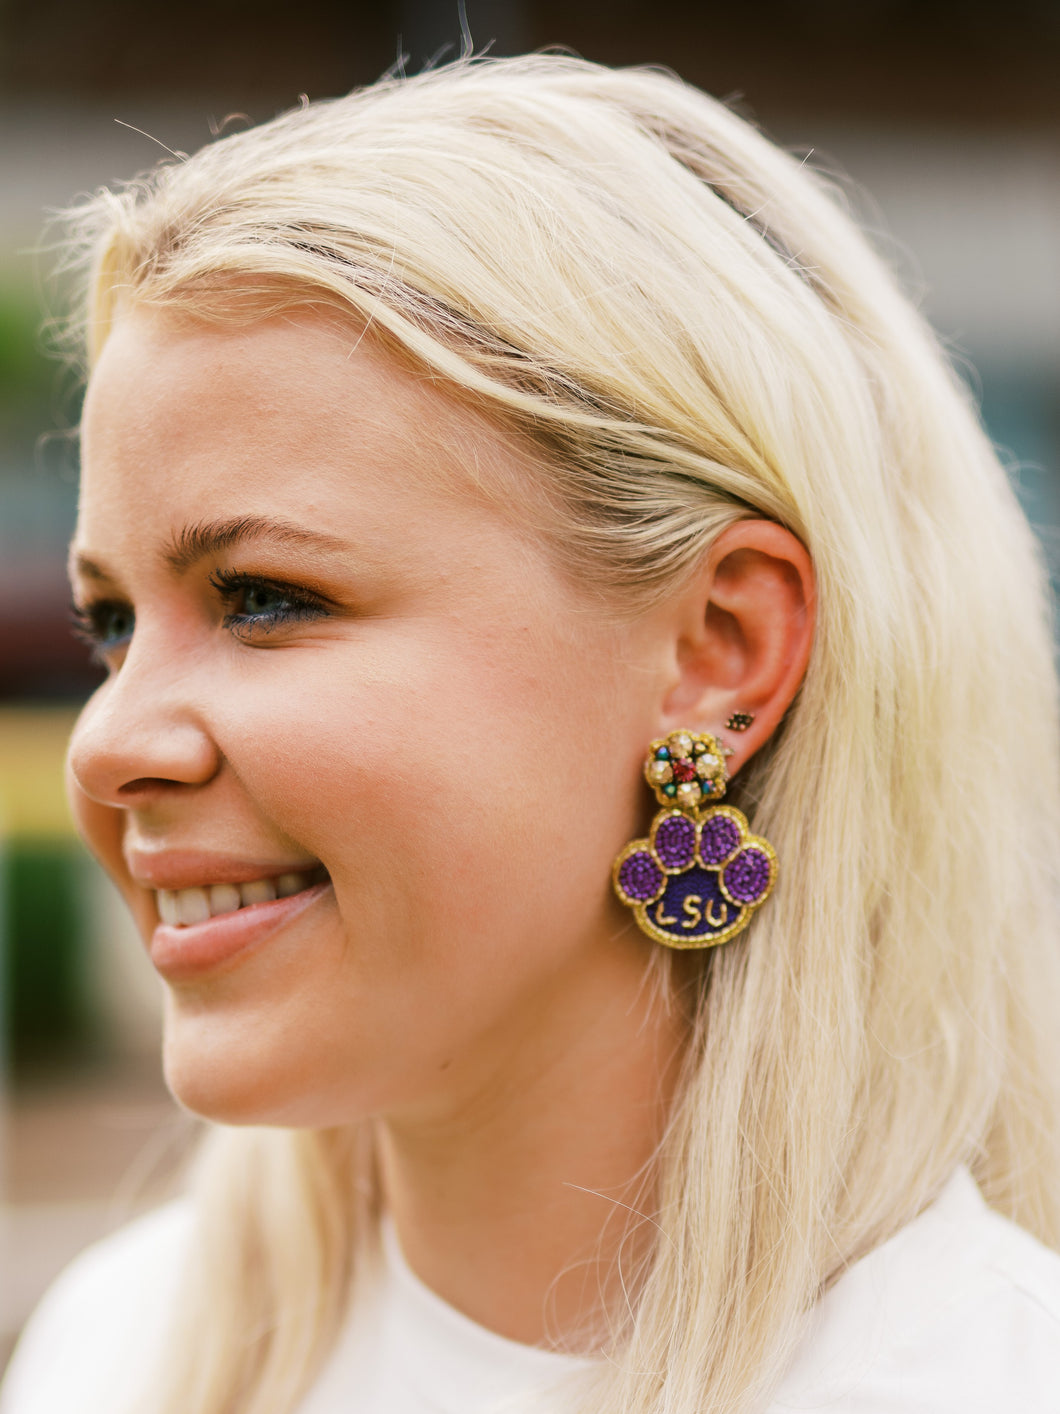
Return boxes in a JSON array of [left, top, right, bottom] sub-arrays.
[[660, 520, 815, 772]]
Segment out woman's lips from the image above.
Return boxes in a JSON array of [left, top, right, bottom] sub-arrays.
[[156, 867, 325, 925], [149, 879, 332, 981]]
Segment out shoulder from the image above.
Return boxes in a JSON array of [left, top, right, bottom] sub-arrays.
[[771, 1168, 1060, 1413], [0, 1202, 192, 1414]]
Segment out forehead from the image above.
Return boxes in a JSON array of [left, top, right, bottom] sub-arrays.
[[78, 304, 543, 542]]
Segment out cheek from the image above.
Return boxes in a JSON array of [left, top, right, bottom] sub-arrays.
[[159, 647, 644, 1125], [215, 634, 621, 881], [209, 638, 630, 981]]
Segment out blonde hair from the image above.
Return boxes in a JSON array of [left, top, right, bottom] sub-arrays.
[[62, 56, 1060, 1414]]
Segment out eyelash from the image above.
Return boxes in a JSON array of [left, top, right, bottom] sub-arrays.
[[69, 571, 330, 661], [69, 600, 135, 664], [207, 569, 330, 638]]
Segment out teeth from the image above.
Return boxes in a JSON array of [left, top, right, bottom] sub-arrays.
[[176, 887, 211, 926], [240, 878, 277, 906], [157, 890, 180, 926], [209, 883, 242, 915], [156, 869, 317, 927]]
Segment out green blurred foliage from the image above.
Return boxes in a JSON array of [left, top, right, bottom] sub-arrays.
[[0, 285, 58, 443], [1, 839, 93, 1072]]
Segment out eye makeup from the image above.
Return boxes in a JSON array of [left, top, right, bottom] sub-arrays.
[[69, 567, 333, 667], [207, 568, 332, 639], [69, 598, 135, 663]]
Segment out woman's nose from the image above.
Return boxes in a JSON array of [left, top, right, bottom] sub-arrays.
[[67, 652, 221, 809]]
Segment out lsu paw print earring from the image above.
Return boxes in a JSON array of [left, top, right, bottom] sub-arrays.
[[612, 729, 777, 949]]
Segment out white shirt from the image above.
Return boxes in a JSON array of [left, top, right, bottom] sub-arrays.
[[3, 1168, 1060, 1413]]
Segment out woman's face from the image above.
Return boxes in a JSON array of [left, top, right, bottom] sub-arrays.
[[68, 307, 668, 1127]]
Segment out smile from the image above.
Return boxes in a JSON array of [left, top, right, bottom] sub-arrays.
[[156, 867, 327, 927]]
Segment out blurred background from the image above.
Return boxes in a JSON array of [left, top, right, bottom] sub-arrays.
[[1, 0, 1058, 1371]]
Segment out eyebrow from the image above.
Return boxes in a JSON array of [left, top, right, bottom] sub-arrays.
[[70, 552, 113, 583], [70, 515, 351, 585], [161, 515, 350, 572]]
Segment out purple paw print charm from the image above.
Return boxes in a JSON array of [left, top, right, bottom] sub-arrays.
[[612, 731, 777, 949]]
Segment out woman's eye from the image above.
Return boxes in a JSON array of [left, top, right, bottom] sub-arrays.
[[69, 600, 135, 660], [239, 583, 290, 617], [208, 570, 328, 638]]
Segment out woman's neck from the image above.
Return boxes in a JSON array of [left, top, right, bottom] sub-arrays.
[[374, 938, 692, 1350]]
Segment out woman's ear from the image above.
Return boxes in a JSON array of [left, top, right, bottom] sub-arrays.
[[658, 520, 815, 773]]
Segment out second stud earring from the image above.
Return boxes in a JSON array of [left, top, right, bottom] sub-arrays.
[[725, 711, 755, 732]]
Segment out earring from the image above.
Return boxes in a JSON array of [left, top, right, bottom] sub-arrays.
[[612, 729, 777, 949], [726, 711, 755, 732]]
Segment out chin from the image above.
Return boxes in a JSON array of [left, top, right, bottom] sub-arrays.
[[161, 1007, 301, 1126], [163, 1041, 272, 1126], [160, 1001, 383, 1129]]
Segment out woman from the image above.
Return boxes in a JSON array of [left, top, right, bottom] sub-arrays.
[[4, 55, 1060, 1414]]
